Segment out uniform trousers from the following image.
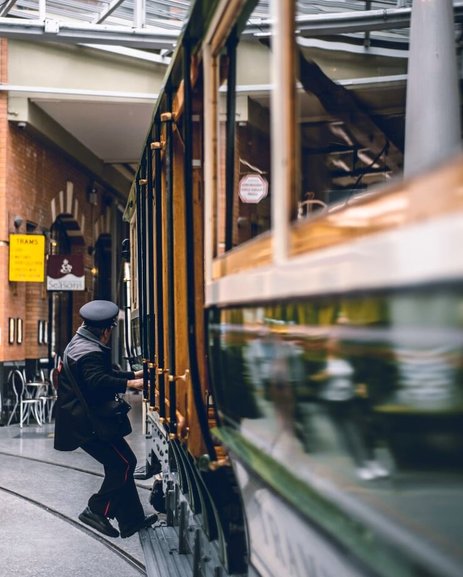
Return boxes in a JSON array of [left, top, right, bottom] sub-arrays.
[[81, 436, 145, 530]]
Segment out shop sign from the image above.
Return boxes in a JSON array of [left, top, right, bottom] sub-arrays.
[[239, 174, 268, 204], [9, 234, 45, 282], [47, 254, 85, 291]]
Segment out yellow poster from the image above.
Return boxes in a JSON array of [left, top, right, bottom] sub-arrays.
[[9, 234, 45, 282]]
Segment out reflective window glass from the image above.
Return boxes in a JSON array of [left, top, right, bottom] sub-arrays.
[[294, 6, 408, 218], [208, 287, 463, 574], [294, 1, 462, 220], [215, 1, 272, 256]]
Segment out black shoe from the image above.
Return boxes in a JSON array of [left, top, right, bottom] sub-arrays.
[[120, 513, 158, 539], [79, 506, 120, 538]]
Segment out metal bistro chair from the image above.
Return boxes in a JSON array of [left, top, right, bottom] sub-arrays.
[[6, 369, 22, 426], [6, 369, 44, 427], [22, 369, 49, 427], [22, 369, 46, 427], [39, 367, 58, 423]]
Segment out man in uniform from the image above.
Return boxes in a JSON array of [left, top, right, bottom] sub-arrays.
[[54, 299, 157, 538]]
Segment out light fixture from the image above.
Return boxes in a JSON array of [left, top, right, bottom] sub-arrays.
[[38, 320, 48, 344], [38, 320, 44, 345], [8, 318, 15, 345], [13, 216, 23, 229], [88, 184, 98, 206], [16, 318, 23, 344], [26, 221, 38, 233]]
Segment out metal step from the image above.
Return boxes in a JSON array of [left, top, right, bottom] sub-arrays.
[[139, 522, 193, 577]]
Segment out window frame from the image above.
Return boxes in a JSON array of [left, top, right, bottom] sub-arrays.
[[203, 1, 296, 292]]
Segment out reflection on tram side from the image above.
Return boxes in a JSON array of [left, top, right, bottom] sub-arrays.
[[212, 292, 463, 470], [209, 287, 463, 573]]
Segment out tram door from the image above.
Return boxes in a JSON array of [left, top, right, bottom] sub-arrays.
[[51, 291, 73, 360], [94, 234, 112, 301], [49, 217, 74, 362], [94, 233, 123, 365]]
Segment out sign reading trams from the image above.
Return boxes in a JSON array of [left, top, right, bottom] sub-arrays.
[[9, 234, 45, 282], [238, 174, 268, 204], [47, 254, 85, 291]]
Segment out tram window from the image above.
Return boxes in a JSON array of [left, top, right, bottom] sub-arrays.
[[215, 2, 272, 256], [216, 58, 228, 258], [132, 316, 141, 358], [94, 234, 111, 301], [130, 219, 138, 310], [293, 7, 409, 220], [455, 6, 463, 145]]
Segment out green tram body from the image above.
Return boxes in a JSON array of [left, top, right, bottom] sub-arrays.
[[123, 2, 463, 577]]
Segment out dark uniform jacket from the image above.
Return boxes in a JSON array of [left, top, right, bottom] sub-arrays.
[[54, 326, 135, 451]]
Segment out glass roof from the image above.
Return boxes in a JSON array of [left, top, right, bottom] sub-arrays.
[[1, 0, 191, 29], [1, 0, 412, 21], [4, 1, 459, 69], [0, 1, 413, 47]]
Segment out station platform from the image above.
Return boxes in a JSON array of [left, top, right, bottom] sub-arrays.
[[0, 391, 155, 577]]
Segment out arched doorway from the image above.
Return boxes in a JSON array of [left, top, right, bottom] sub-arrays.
[[94, 233, 112, 301], [48, 214, 84, 362]]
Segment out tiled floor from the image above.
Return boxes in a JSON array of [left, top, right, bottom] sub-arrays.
[[0, 391, 154, 577]]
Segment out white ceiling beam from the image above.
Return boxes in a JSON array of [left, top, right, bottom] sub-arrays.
[[134, 0, 146, 29], [0, 18, 179, 49], [245, 3, 463, 37], [93, 0, 126, 24], [0, 0, 18, 18], [38, 0, 46, 21], [83, 44, 170, 65], [0, 83, 158, 100]]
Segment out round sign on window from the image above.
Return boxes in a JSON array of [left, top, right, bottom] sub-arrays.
[[239, 174, 268, 204]]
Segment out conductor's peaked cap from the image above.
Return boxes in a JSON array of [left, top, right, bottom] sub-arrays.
[[79, 300, 119, 328]]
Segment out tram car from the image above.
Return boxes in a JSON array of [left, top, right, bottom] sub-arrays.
[[123, 1, 463, 577]]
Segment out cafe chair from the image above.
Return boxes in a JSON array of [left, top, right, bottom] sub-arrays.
[[39, 367, 58, 423], [6, 369, 44, 427], [7, 369, 23, 426], [7, 369, 42, 428]]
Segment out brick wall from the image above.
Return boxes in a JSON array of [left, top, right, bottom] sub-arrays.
[[0, 39, 10, 362], [0, 91, 116, 367]]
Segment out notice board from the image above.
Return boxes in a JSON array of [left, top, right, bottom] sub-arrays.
[[9, 234, 46, 282], [47, 254, 85, 291]]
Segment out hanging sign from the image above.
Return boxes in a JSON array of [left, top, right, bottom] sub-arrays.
[[9, 234, 45, 282], [239, 174, 268, 204], [47, 254, 85, 291]]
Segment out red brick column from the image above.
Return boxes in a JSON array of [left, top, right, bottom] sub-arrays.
[[0, 38, 118, 370], [0, 39, 11, 362]]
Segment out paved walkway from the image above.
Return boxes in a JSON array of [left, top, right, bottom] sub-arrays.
[[0, 391, 153, 577]]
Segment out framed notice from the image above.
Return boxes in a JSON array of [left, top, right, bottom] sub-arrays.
[[238, 174, 268, 204], [9, 234, 46, 282]]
